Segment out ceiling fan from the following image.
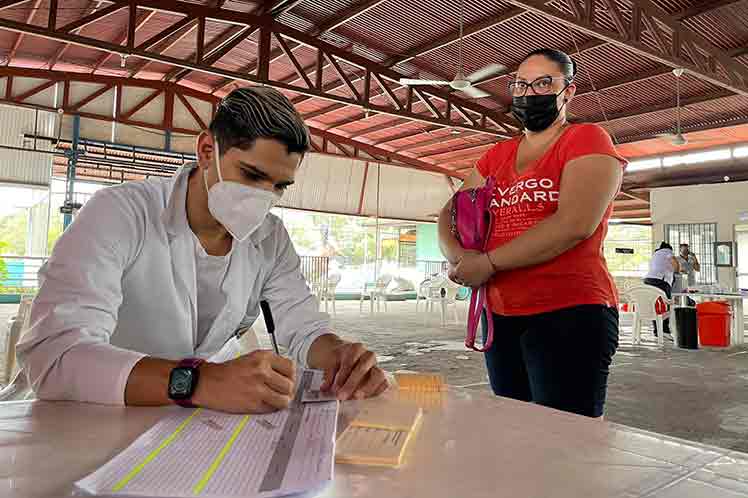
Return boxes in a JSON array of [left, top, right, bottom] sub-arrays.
[[655, 68, 709, 146], [398, 0, 507, 99]]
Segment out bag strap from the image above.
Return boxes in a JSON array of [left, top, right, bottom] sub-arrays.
[[465, 289, 480, 347], [465, 286, 494, 352]]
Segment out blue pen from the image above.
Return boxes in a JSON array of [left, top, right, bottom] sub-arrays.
[[260, 300, 280, 355]]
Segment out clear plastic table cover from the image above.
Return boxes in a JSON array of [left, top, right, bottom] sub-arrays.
[[1, 387, 747, 498]]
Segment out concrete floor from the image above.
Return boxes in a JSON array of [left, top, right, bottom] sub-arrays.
[[2, 300, 748, 453]]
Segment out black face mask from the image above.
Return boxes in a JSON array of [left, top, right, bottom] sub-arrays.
[[511, 87, 568, 132]]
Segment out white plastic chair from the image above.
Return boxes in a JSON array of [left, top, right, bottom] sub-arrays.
[[423, 278, 461, 327], [320, 273, 342, 316], [3, 296, 33, 384], [617, 280, 637, 329], [415, 278, 432, 312], [0, 295, 34, 402], [360, 274, 393, 313], [628, 286, 671, 347]]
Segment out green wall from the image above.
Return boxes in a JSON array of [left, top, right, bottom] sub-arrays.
[[416, 224, 445, 262]]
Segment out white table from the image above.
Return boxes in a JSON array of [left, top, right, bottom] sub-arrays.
[[3, 389, 748, 498], [673, 292, 746, 346]]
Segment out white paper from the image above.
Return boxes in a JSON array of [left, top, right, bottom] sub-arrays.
[[207, 337, 244, 364], [301, 369, 337, 403], [75, 388, 338, 498], [302, 390, 338, 403]]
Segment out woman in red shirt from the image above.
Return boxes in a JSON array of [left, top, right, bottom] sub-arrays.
[[438, 48, 626, 418]]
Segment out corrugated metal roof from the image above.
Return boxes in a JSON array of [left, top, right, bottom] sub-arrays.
[[652, 0, 695, 13], [286, 0, 357, 25], [221, 1, 261, 14], [573, 72, 721, 121], [617, 119, 748, 157], [0, 0, 747, 178], [682, 3, 748, 51], [340, 0, 450, 58], [607, 93, 748, 143], [276, 11, 318, 33], [0, 104, 55, 186], [572, 44, 665, 92]]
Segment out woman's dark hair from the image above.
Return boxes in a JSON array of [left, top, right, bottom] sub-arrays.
[[521, 48, 577, 81], [657, 242, 673, 252]]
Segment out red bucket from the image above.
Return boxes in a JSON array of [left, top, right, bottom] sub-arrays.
[[696, 301, 731, 347]]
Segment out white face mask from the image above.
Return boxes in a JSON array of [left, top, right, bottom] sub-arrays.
[[203, 139, 281, 242]]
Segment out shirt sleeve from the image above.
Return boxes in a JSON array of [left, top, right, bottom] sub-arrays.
[[559, 124, 628, 170], [260, 223, 331, 368], [476, 148, 493, 178], [475, 141, 507, 178], [15, 188, 146, 405]]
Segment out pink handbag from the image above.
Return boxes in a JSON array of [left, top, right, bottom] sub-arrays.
[[450, 177, 496, 352]]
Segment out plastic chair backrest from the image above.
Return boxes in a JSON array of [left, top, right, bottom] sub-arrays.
[[428, 276, 446, 287], [424, 277, 449, 299], [328, 273, 342, 287], [444, 284, 460, 300], [617, 279, 636, 304], [392, 276, 415, 292], [628, 286, 669, 321], [9, 297, 32, 360], [324, 274, 341, 297], [418, 278, 431, 294], [376, 274, 393, 289], [16, 295, 33, 326], [1, 296, 34, 396]]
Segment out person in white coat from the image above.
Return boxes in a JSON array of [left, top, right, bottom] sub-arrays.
[[16, 87, 388, 413], [644, 242, 681, 339]]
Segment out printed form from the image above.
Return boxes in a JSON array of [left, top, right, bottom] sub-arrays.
[[76, 370, 338, 498]]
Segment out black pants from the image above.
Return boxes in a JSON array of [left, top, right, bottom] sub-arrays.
[[481, 305, 619, 418], [643, 278, 671, 336]]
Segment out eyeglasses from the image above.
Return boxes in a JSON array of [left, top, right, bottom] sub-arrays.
[[508, 76, 571, 97]]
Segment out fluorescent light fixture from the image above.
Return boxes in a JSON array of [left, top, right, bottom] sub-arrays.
[[627, 144, 747, 171], [627, 158, 661, 171], [609, 218, 651, 224], [681, 148, 731, 164], [734, 145, 748, 158], [662, 148, 731, 167], [662, 155, 684, 167]]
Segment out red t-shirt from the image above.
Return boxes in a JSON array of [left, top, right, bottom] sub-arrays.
[[476, 123, 627, 316]]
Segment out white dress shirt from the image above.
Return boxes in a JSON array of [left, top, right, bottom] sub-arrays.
[[17, 162, 330, 405], [646, 248, 676, 285]]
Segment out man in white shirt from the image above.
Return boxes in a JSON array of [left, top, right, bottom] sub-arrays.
[[644, 242, 681, 338], [674, 244, 700, 288], [673, 243, 700, 307], [17, 87, 387, 413]]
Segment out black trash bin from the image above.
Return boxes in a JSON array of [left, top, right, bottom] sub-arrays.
[[675, 307, 698, 349]]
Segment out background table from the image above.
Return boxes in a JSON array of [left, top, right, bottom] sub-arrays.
[[673, 292, 746, 346], [3, 389, 748, 498]]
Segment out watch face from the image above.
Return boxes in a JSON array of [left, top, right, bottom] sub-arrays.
[[169, 368, 194, 400]]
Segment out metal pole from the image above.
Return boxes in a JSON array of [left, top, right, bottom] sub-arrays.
[[33, 109, 38, 151], [375, 163, 381, 282], [63, 114, 80, 229]]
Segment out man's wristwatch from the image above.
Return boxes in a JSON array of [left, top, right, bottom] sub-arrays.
[[168, 358, 205, 408]]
